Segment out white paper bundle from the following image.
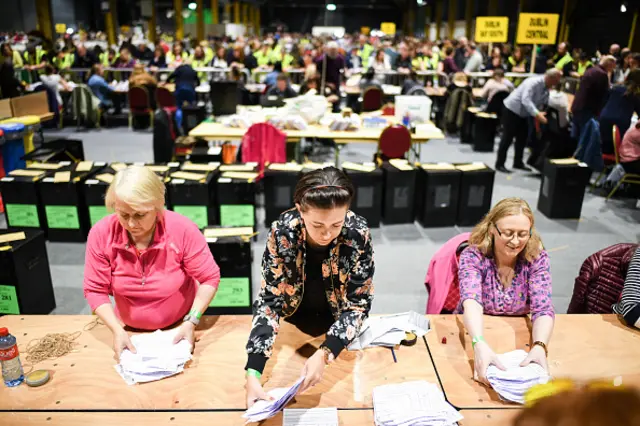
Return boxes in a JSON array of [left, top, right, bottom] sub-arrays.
[[486, 350, 551, 404], [242, 376, 305, 423]]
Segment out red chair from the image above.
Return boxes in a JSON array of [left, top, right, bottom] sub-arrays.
[[240, 123, 287, 180], [155, 86, 177, 112], [378, 125, 412, 160], [362, 87, 384, 112], [128, 86, 155, 129], [382, 104, 395, 116], [593, 125, 624, 188]]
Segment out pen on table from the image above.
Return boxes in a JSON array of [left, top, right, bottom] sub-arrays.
[[391, 347, 397, 363]]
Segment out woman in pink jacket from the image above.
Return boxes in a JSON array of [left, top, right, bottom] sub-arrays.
[[83, 166, 220, 360]]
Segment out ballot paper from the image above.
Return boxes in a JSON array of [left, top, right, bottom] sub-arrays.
[[114, 329, 192, 385], [373, 381, 462, 426], [348, 311, 430, 350], [486, 350, 550, 404], [242, 376, 305, 423], [283, 408, 339, 426]]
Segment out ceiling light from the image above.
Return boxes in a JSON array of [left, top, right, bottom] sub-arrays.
[[66, 27, 74, 34], [326, 3, 337, 11], [621, 3, 627, 12], [188, 2, 197, 10]]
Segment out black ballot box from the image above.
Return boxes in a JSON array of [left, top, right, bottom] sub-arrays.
[[341, 162, 383, 228], [187, 143, 223, 164], [472, 112, 498, 153], [23, 138, 85, 163], [168, 162, 220, 229], [0, 166, 51, 235], [455, 163, 495, 226], [380, 160, 418, 224], [217, 164, 259, 231], [0, 229, 55, 315], [38, 161, 107, 242], [460, 108, 478, 145], [263, 163, 303, 227], [203, 227, 254, 315], [416, 163, 462, 227], [538, 159, 591, 219]]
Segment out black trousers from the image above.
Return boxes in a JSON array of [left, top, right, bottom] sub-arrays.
[[622, 159, 640, 175], [496, 108, 529, 168]]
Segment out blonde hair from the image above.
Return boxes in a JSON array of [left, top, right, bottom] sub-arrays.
[[468, 197, 542, 263], [105, 166, 165, 212], [452, 72, 469, 86]]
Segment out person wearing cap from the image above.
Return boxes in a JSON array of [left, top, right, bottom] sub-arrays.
[[244, 167, 375, 407], [83, 166, 221, 360]]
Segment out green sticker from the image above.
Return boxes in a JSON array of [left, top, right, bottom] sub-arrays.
[[0, 285, 20, 314], [6, 204, 40, 228], [45, 205, 80, 229], [174, 205, 208, 229], [89, 206, 110, 227], [209, 277, 251, 307], [219, 204, 255, 227]]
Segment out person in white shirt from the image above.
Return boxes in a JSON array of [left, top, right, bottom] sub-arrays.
[[480, 69, 514, 103], [40, 64, 72, 106], [370, 49, 391, 84], [463, 43, 484, 73]]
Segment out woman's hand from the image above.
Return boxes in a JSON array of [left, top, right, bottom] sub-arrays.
[[245, 375, 273, 408], [113, 328, 136, 361], [520, 345, 549, 372], [473, 341, 506, 386], [172, 321, 196, 351], [300, 349, 326, 393]]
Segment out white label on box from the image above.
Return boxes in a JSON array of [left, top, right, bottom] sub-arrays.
[[59, 161, 71, 166], [95, 162, 106, 166], [1, 177, 14, 182], [172, 179, 186, 184], [43, 177, 55, 183], [86, 179, 99, 184], [218, 178, 232, 183], [168, 162, 180, 167]]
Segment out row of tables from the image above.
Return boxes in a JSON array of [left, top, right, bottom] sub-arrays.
[[0, 314, 637, 425]]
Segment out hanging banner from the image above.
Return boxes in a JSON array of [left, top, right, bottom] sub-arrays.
[[516, 13, 559, 45], [380, 22, 396, 35], [474, 17, 509, 43]]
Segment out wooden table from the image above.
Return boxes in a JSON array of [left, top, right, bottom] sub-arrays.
[[0, 410, 375, 425], [458, 409, 521, 425], [426, 314, 640, 410], [0, 315, 437, 411]]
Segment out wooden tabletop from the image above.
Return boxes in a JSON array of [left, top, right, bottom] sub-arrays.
[[0, 315, 437, 411], [426, 314, 640, 410], [188, 121, 445, 143], [458, 409, 521, 425], [0, 410, 375, 426]]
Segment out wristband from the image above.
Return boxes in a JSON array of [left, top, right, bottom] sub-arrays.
[[246, 368, 262, 379], [471, 335, 486, 349], [188, 308, 202, 320]]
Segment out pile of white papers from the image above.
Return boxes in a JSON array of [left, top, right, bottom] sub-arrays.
[[373, 381, 462, 426], [283, 408, 338, 426], [114, 329, 192, 385], [486, 350, 551, 404], [242, 376, 305, 423], [348, 311, 430, 350]]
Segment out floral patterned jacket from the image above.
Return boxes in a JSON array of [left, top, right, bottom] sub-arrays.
[[245, 208, 375, 373]]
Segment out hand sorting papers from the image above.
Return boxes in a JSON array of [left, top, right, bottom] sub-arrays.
[[486, 350, 550, 404], [348, 311, 430, 350], [114, 329, 192, 385], [283, 408, 339, 426], [243, 376, 305, 423], [373, 381, 462, 426]]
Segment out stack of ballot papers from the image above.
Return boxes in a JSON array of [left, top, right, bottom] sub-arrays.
[[486, 350, 551, 404], [348, 311, 430, 350], [283, 408, 339, 426], [243, 376, 305, 423], [373, 381, 462, 426], [114, 329, 192, 385]]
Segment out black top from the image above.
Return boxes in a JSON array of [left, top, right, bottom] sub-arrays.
[[73, 52, 97, 68], [285, 244, 335, 336], [167, 64, 199, 89]]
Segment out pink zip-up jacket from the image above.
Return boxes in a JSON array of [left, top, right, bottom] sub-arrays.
[[83, 210, 220, 330]]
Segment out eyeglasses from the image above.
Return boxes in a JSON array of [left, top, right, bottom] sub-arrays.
[[494, 223, 531, 242]]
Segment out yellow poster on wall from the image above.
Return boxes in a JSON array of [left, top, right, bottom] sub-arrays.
[[380, 22, 396, 35], [361, 26, 370, 35], [474, 17, 509, 43], [516, 13, 559, 45], [55, 23, 66, 34]]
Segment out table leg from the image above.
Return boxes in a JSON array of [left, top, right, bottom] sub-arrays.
[[296, 138, 303, 163], [335, 145, 340, 166]]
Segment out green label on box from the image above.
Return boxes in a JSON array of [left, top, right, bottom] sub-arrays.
[[174, 205, 208, 229], [6, 204, 40, 228], [219, 204, 255, 227], [0, 285, 19, 314], [89, 206, 110, 227], [45, 205, 80, 229], [209, 277, 251, 307]]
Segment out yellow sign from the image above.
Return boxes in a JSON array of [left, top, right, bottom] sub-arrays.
[[475, 17, 509, 43], [516, 13, 559, 45], [55, 23, 66, 34], [361, 26, 371, 36], [120, 25, 131, 34], [380, 22, 396, 35]]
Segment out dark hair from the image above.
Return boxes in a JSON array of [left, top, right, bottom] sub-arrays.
[[276, 72, 288, 82], [294, 167, 354, 211], [44, 64, 55, 75], [273, 61, 283, 72], [445, 46, 454, 56], [493, 68, 504, 79], [624, 69, 640, 96], [363, 67, 375, 81]]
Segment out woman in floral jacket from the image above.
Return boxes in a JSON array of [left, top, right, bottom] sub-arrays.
[[244, 167, 375, 407]]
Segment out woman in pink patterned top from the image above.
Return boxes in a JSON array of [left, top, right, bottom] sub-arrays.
[[456, 198, 554, 385]]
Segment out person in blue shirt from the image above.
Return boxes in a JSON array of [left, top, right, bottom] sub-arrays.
[[88, 63, 120, 113], [599, 69, 640, 154], [264, 61, 282, 87]]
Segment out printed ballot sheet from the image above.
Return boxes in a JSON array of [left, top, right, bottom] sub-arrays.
[[486, 350, 551, 404], [283, 408, 339, 426], [349, 311, 430, 350], [243, 376, 305, 423]]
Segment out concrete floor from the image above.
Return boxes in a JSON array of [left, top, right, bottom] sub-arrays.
[[2, 127, 639, 316]]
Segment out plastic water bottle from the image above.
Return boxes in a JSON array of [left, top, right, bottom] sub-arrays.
[[0, 328, 24, 387]]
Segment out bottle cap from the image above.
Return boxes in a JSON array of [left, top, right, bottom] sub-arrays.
[[401, 332, 417, 346], [26, 370, 50, 387], [0, 328, 8, 337]]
